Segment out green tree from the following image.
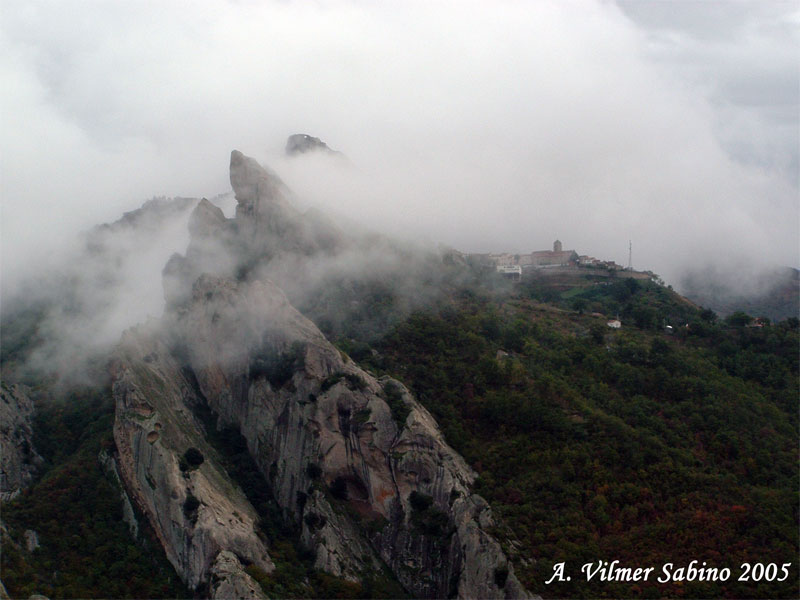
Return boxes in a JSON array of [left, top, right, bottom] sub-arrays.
[[726, 311, 752, 326]]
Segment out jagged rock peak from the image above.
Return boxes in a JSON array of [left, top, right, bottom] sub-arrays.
[[229, 150, 293, 218], [285, 133, 338, 156], [228, 150, 345, 256], [169, 274, 533, 599], [188, 198, 227, 238]]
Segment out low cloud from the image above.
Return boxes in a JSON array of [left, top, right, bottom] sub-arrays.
[[1, 1, 796, 318], [3, 198, 196, 385]]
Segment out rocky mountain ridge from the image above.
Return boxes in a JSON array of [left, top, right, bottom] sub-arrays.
[[112, 319, 273, 598], [110, 150, 533, 598], [2, 143, 796, 600]]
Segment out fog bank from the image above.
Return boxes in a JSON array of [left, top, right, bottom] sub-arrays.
[[2, 0, 796, 298]]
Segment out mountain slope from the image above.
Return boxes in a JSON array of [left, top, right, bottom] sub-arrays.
[[358, 278, 799, 598], [112, 319, 273, 597], [2, 146, 796, 600], [1, 196, 199, 385], [112, 151, 532, 598]]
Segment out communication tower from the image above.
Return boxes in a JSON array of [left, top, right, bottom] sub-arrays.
[[627, 240, 632, 271]]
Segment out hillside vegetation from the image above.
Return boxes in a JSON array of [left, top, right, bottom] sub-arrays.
[[2, 256, 796, 599], [339, 273, 799, 598], [0, 389, 188, 598]]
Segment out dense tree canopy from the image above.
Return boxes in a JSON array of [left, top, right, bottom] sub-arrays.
[[2, 264, 797, 599], [348, 273, 799, 598]]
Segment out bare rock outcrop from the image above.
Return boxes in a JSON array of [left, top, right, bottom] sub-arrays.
[[164, 274, 531, 599], [162, 198, 239, 308], [112, 325, 274, 593], [208, 550, 268, 600], [230, 149, 345, 259], [111, 149, 533, 598], [0, 383, 43, 502], [230, 149, 298, 246]]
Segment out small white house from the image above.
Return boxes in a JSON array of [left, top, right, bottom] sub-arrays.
[[497, 265, 522, 280], [607, 319, 621, 329]]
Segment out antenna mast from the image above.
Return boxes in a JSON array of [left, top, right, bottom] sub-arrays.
[[627, 240, 632, 271]]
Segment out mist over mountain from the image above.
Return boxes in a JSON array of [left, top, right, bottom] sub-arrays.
[[1, 145, 797, 600], [1, 197, 199, 385], [1, 2, 796, 597], [4, 149, 533, 599], [3, 132, 795, 391], [680, 265, 799, 322], [0, 143, 461, 387], [2, 2, 796, 300]]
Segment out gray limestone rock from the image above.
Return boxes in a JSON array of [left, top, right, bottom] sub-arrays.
[[209, 550, 268, 600], [230, 149, 295, 236], [188, 198, 227, 239], [23, 530, 40, 552], [163, 274, 532, 599], [229, 149, 344, 258], [112, 326, 274, 592], [110, 149, 534, 599]]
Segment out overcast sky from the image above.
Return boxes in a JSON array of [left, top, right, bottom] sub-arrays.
[[1, 0, 798, 293]]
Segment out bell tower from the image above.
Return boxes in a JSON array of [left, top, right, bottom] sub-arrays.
[[553, 239, 562, 252]]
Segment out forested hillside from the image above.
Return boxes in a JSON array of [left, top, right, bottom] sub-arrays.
[[337, 273, 799, 598], [0, 388, 188, 598], [3, 0, 797, 597], [2, 249, 797, 599]]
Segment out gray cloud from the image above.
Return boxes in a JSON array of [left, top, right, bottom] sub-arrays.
[[617, 0, 799, 184], [4, 197, 197, 385], [1, 0, 797, 300]]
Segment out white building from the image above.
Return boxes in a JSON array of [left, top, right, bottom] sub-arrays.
[[497, 265, 522, 280]]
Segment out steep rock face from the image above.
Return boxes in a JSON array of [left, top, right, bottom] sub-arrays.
[[162, 198, 239, 309], [188, 198, 227, 240], [230, 149, 301, 247], [230, 149, 345, 259], [111, 324, 274, 594], [167, 274, 531, 599], [113, 149, 532, 598], [163, 152, 347, 308], [208, 551, 268, 600], [0, 383, 42, 502]]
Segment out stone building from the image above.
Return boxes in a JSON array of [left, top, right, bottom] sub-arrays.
[[526, 240, 578, 268]]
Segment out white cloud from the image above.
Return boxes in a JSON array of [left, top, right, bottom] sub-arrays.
[[617, 0, 799, 185], [1, 0, 797, 296]]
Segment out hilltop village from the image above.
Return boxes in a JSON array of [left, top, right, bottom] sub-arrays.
[[466, 240, 654, 282]]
